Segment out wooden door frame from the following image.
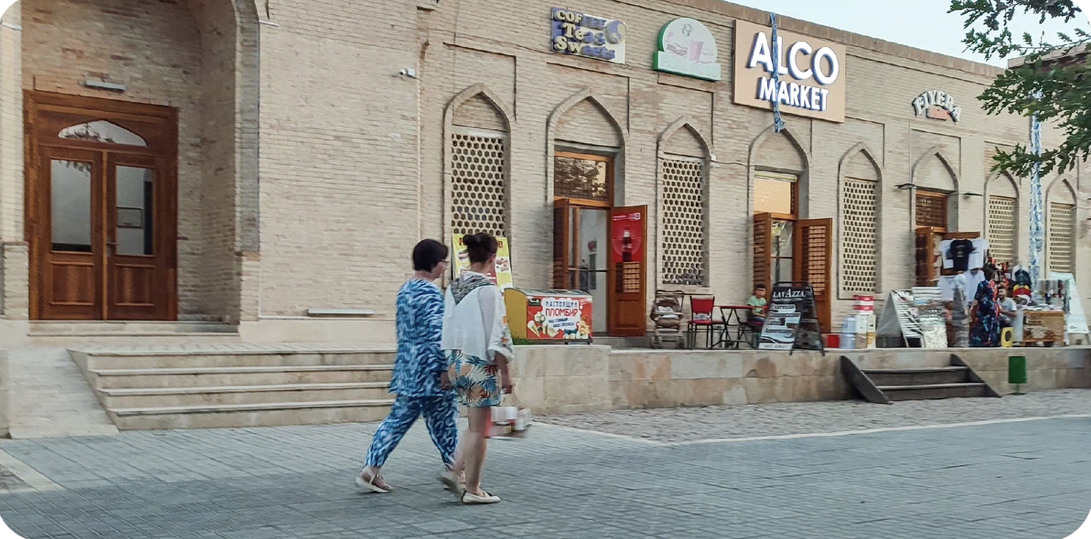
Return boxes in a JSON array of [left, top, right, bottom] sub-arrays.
[[25, 90, 179, 320]]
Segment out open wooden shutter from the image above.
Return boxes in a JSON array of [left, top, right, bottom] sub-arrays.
[[753, 213, 773, 293], [553, 199, 571, 289], [608, 206, 648, 337], [795, 218, 832, 333], [915, 226, 939, 286]]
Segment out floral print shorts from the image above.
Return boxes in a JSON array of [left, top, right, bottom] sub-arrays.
[[446, 350, 501, 408]]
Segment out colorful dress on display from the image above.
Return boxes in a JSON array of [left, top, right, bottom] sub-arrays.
[[969, 280, 1000, 347], [441, 271, 513, 408]]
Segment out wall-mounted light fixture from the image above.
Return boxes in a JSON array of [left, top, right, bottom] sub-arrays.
[[82, 78, 126, 92], [962, 192, 984, 198], [895, 183, 915, 191]]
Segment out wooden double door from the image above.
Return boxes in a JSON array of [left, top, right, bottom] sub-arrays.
[[26, 92, 177, 320], [753, 213, 833, 333]]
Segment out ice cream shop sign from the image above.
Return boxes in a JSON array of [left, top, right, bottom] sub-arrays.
[[551, 8, 626, 64]]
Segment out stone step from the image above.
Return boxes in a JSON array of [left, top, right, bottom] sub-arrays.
[[30, 321, 237, 335], [99, 382, 392, 409], [108, 399, 395, 430], [89, 365, 395, 389], [877, 382, 990, 401], [75, 350, 396, 370], [863, 367, 970, 387]]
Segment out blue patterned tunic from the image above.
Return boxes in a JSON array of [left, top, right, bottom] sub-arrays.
[[389, 280, 450, 397]]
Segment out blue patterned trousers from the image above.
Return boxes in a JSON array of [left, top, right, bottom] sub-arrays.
[[364, 395, 459, 469]]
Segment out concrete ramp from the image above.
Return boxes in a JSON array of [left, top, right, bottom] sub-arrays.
[[7, 347, 118, 439]]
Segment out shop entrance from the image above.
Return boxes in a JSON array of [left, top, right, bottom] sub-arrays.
[[26, 92, 177, 321], [752, 172, 832, 332], [552, 152, 646, 337]]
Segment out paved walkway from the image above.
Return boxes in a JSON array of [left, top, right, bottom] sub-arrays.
[[0, 393, 1089, 538]]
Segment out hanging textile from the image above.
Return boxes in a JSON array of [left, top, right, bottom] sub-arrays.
[[1028, 91, 1044, 289], [769, 12, 786, 133]]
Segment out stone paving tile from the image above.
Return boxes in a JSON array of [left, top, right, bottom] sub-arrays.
[[539, 388, 1091, 443], [0, 412, 1086, 538]]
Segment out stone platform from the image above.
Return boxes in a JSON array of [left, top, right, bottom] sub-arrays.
[[509, 346, 1091, 415]]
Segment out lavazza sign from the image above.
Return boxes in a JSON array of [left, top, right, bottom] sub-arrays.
[[733, 21, 846, 123]]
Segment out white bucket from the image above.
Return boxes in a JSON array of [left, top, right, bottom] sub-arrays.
[[840, 332, 857, 350]]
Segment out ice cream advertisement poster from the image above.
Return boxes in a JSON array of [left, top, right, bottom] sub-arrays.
[[526, 296, 592, 341], [452, 235, 513, 291]]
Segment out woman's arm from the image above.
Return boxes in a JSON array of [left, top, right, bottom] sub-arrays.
[[478, 286, 514, 392]]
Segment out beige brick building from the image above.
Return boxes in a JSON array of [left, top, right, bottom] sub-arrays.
[[0, 0, 1085, 344]]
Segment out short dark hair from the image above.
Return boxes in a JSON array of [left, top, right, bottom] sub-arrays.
[[412, 239, 448, 272], [463, 233, 498, 264]]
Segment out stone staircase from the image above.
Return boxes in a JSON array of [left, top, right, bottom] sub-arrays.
[[30, 321, 240, 345], [841, 354, 1001, 404], [70, 345, 396, 430]]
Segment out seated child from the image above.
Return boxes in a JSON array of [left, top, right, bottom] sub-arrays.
[[746, 285, 768, 325]]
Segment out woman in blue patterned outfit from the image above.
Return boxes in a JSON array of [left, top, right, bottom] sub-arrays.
[[357, 239, 458, 494], [969, 266, 1001, 348]]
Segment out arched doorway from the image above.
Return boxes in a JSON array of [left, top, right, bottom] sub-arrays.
[[16, 0, 260, 322], [26, 92, 177, 320]]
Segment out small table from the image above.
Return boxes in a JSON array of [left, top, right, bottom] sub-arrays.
[[715, 305, 754, 349]]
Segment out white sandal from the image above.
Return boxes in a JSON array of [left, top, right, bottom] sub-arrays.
[[355, 470, 391, 494]]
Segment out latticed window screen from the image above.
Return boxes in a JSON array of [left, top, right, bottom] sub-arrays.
[[840, 178, 878, 294], [987, 196, 1016, 264], [660, 158, 707, 286], [450, 132, 507, 236], [915, 191, 949, 229], [1048, 202, 1075, 273]]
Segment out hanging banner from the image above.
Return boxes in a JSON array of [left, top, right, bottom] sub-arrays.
[[611, 209, 644, 263], [452, 235, 514, 291]]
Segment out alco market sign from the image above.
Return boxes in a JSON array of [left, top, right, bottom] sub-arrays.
[[551, 8, 626, 64], [733, 20, 846, 123], [654, 18, 722, 81], [912, 90, 962, 123]]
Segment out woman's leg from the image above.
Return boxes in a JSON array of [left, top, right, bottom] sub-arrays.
[[360, 396, 420, 489], [461, 406, 491, 496], [422, 396, 459, 470]]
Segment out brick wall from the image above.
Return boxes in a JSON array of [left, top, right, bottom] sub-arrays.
[[3, 0, 1087, 339], [255, 0, 422, 317]]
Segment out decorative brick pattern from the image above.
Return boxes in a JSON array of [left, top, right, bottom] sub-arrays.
[[660, 158, 707, 286], [987, 195, 1016, 264], [1049, 202, 1076, 274], [841, 178, 878, 294], [450, 133, 507, 237]]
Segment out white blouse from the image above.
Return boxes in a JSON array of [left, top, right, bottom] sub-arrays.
[[440, 272, 513, 363]]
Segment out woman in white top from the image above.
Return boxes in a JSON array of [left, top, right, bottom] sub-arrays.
[[440, 233, 513, 505]]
